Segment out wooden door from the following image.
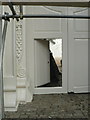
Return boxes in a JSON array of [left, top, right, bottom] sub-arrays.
[[35, 40, 50, 87]]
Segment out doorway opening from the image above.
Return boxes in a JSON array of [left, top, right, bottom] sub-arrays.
[[34, 38, 62, 88]]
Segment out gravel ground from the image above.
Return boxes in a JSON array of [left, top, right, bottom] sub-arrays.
[[5, 94, 89, 119]]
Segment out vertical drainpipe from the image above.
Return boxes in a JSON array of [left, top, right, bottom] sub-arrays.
[[0, 3, 8, 119], [0, 2, 4, 119]]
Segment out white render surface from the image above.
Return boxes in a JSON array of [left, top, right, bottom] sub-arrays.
[[68, 7, 88, 93], [3, 6, 29, 112], [1, 5, 89, 111]]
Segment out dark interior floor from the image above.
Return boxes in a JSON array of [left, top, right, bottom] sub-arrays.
[[38, 73, 62, 87], [5, 94, 89, 119]]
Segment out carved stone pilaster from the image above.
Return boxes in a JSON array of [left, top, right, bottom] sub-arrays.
[[15, 6, 26, 78]]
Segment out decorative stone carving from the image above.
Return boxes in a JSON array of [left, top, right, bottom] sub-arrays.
[[15, 6, 26, 78], [17, 68, 26, 78], [16, 22, 23, 61]]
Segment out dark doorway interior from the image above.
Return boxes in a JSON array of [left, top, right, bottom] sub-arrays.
[[38, 38, 62, 87]]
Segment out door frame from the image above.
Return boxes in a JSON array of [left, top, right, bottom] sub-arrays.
[[33, 9, 68, 94], [34, 36, 67, 94], [34, 35, 68, 94]]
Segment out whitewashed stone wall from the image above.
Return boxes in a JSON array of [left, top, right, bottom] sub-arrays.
[[3, 6, 28, 111]]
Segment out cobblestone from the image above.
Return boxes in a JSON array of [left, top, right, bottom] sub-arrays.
[[5, 94, 89, 119]]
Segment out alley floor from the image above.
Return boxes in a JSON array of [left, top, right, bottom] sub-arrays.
[[5, 94, 89, 119]]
